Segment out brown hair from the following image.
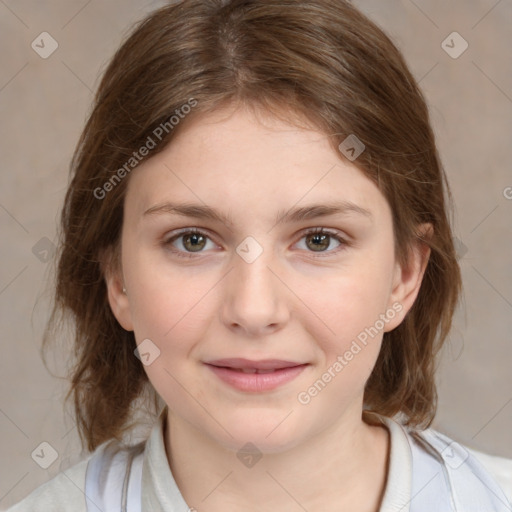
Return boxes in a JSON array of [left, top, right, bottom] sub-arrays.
[[44, 0, 462, 452]]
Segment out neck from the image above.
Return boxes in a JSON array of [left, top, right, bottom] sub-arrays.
[[163, 404, 390, 512]]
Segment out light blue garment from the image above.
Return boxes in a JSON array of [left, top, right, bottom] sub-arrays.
[[407, 428, 512, 512], [84, 441, 144, 512]]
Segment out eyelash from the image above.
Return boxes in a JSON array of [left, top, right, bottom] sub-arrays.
[[162, 227, 349, 259]]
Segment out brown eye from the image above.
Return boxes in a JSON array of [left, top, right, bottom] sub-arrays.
[[164, 229, 215, 258], [181, 232, 207, 252], [306, 231, 331, 252], [297, 228, 347, 256]]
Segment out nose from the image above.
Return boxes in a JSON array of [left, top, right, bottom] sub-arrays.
[[220, 242, 290, 337]]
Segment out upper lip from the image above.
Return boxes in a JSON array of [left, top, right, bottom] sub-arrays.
[[205, 358, 306, 370]]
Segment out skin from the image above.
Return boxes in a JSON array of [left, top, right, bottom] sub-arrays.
[[105, 104, 431, 511]]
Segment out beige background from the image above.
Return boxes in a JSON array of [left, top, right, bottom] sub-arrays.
[[0, 0, 511, 508]]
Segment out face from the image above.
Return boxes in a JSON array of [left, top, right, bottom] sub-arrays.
[[106, 105, 429, 454]]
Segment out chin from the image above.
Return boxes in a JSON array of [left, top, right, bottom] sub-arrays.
[[208, 416, 305, 455]]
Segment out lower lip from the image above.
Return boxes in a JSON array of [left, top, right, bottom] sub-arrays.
[[205, 364, 308, 392]]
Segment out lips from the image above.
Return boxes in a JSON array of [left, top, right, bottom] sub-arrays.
[[205, 359, 309, 392], [205, 358, 305, 372]]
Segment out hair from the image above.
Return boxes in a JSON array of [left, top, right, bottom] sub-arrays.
[[43, 0, 462, 452]]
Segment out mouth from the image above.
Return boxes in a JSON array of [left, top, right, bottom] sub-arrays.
[[204, 358, 310, 392]]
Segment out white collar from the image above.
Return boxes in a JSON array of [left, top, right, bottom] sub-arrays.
[[365, 411, 414, 512]]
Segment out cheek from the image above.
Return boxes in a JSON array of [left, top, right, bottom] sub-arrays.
[[296, 258, 394, 388], [123, 242, 216, 337], [126, 278, 212, 405], [129, 283, 212, 349], [301, 274, 388, 406], [307, 260, 393, 338]]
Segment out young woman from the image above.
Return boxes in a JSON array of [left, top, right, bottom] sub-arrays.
[[8, 0, 512, 510]]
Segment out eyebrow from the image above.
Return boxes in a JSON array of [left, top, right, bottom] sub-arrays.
[[143, 200, 373, 227]]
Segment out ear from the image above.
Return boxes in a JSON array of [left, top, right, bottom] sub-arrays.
[[100, 246, 134, 332], [384, 223, 433, 332]]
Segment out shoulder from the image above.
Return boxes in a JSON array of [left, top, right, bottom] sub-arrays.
[[5, 439, 145, 512], [5, 457, 90, 512], [466, 446, 512, 503], [407, 425, 512, 510]]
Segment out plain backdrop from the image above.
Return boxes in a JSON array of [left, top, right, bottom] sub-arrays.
[[0, 0, 511, 508]]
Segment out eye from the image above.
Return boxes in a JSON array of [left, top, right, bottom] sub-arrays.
[[296, 227, 347, 256], [163, 229, 217, 258]]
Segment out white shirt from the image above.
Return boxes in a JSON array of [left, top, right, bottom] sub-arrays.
[[6, 408, 512, 511]]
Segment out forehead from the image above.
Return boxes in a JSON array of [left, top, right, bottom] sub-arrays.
[[124, 107, 390, 225]]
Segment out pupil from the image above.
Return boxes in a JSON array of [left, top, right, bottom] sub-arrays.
[[309, 233, 328, 251], [185, 233, 205, 252]]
